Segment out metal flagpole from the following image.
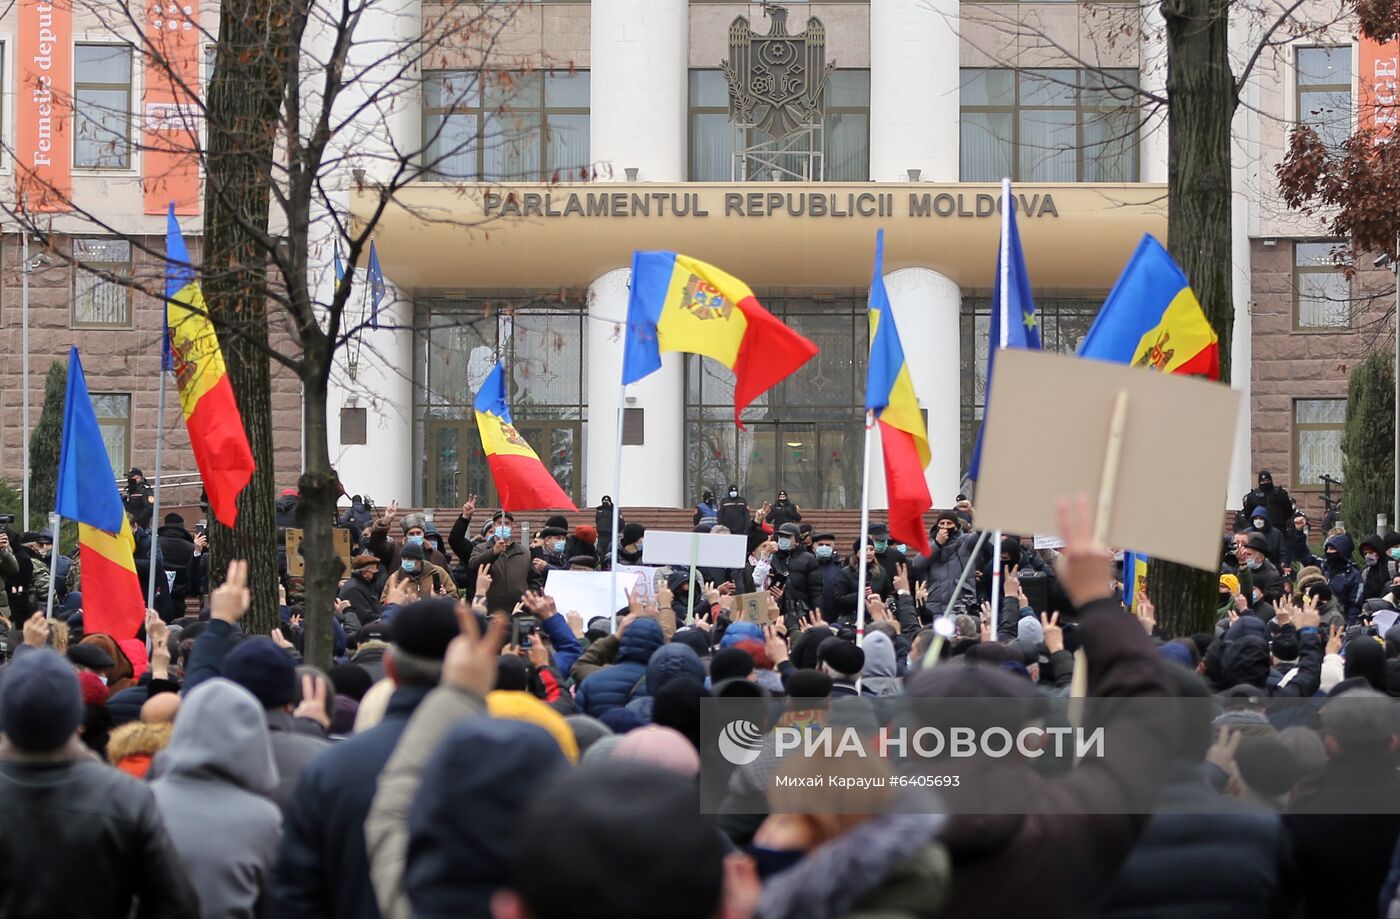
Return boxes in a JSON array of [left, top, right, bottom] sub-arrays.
[[854, 410, 875, 636], [43, 512, 58, 619], [989, 178, 1013, 634], [21, 209, 31, 529], [609, 384, 625, 629], [147, 372, 168, 607]]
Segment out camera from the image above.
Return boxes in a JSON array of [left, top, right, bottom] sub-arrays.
[[0, 515, 14, 525]]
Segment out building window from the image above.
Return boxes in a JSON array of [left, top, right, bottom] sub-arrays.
[[422, 70, 590, 181], [685, 298, 866, 508], [72, 238, 133, 327], [688, 69, 870, 181], [92, 393, 132, 474], [1294, 241, 1350, 330], [1294, 398, 1345, 485], [959, 68, 1139, 182], [414, 297, 588, 506], [960, 297, 1103, 476], [1296, 46, 1351, 151], [75, 44, 133, 169]]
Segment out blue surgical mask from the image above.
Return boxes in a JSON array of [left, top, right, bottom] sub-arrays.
[[552, 539, 566, 553], [1246, 557, 1262, 570], [407, 534, 424, 546], [495, 526, 512, 541], [778, 537, 793, 551], [874, 540, 888, 553], [816, 545, 834, 559], [896, 543, 907, 554], [400, 560, 418, 573]]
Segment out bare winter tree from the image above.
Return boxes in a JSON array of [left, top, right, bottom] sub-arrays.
[[4, 0, 560, 665]]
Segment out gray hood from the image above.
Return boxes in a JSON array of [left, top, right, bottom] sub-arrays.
[[155, 678, 278, 795], [859, 631, 902, 697]]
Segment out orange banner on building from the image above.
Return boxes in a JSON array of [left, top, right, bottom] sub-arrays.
[[1359, 36, 1400, 138], [16, 0, 72, 211], [142, 0, 201, 214]]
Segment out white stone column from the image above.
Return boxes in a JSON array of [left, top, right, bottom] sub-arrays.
[[870, 0, 960, 182], [590, 0, 687, 182], [1227, 6, 1259, 501], [871, 268, 964, 510], [586, 268, 685, 507], [1139, 3, 1170, 184], [303, 0, 421, 502]]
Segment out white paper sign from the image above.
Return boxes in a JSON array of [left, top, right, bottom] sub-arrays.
[[613, 565, 659, 604], [1032, 535, 1065, 550], [544, 569, 649, 618], [1373, 608, 1399, 636], [642, 530, 747, 568]]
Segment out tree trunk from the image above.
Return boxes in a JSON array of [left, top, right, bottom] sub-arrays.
[[202, 0, 293, 635], [1152, 0, 1238, 638], [298, 338, 340, 670]]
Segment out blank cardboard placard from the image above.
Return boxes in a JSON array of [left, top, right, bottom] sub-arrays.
[[284, 527, 351, 578], [544, 569, 649, 619], [642, 530, 748, 568], [975, 349, 1240, 571]]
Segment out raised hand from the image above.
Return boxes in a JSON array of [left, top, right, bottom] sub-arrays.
[[893, 563, 910, 594], [475, 564, 493, 598], [1205, 725, 1242, 774], [1326, 623, 1344, 655], [461, 494, 478, 518], [1134, 589, 1156, 634], [293, 674, 332, 730], [22, 611, 49, 649], [1040, 611, 1063, 654], [764, 624, 788, 665], [211, 560, 251, 625], [380, 500, 400, 527], [442, 600, 507, 694]]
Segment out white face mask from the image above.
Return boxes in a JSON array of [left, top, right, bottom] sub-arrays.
[[1253, 519, 1266, 530]]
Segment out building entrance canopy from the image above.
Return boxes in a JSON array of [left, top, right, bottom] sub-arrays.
[[351, 182, 1166, 292]]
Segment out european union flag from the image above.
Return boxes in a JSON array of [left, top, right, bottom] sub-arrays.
[[968, 181, 1041, 481], [368, 241, 385, 329], [55, 347, 127, 532], [333, 237, 346, 284]]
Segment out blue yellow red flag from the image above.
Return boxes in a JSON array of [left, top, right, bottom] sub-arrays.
[[866, 230, 931, 555], [166, 208, 256, 527], [623, 251, 817, 425], [474, 362, 577, 511], [1078, 234, 1220, 379]]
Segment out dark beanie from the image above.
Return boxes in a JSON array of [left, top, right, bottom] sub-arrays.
[[164, 512, 185, 526], [400, 541, 426, 562], [670, 629, 710, 659], [223, 637, 298, 709], [1234, 735, 1298, 798], [0, 650, 83, 752], [328, 663, 374, 702], [711, 647, 756, 684], [546, 515, 570, 531], [784, 669, 834, 699], [390, 598, 460, 660], [817, 637, 864, 677], [934, 510, 960, 528], [622, 523, 646, 545], [497, 655, 530, 692]]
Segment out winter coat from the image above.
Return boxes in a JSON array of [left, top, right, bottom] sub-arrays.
[[368, 523, 451, 577], [1100, 762, 1295, 919], [595, 504, 622, 545], [467, 540, 534, 612], [918, 530, 978, 614], [859, 631, 901, 697], [1324, 534, 1365, 622], [1208, 628, 1323, 697], [756, 811, 948, 919], [80, 634, 137, 696], [1243, 484, 1295, 532], [1360, 534, 1393, 601], [625, 643, 706, 722], [1288, 755, 1400, 919], [267, 685, 432, 919], [813, 553, 846, 618], [719, 496, 751, 534], [157, 523, 197, 601], [765, 500, 802, 529], [150, 679, 282, 919], [404, 718, 569, 918], [339, 573, 383, 626], [835, 563, 892, 620], [0, 752, 199, 918], [380, 562, 455, 603], [693, 500, 718, 525], [573, 618, 665, 717], [1, 541, 34, 621], [266, 709, 330, 814], [775, 548, 821, 621]]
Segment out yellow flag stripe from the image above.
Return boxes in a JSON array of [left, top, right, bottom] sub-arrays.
[[168, 282, 229, 415]]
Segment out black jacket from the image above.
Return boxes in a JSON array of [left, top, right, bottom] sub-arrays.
[[157, 524, 196, 606], [338, 574, 383, 626], [1242, 484, 1295, 532], [1101, 761, 1295, 919], [268, 685, 432, 919], [834, 563, 892, 620], [765, 500, 801, 528], [0, 756, 199, 918], [773, 548, 820, 622], [718, 496, 750, 534]]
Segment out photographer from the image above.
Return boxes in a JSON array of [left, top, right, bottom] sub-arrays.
[[0, 522, 35, 622]]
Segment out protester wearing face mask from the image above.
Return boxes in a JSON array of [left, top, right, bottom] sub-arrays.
[[1385, 532, 1400, 591], [809, 532, 845, 617], [770, 523, 821, 630], [866, 523, 906, 576], [1241, 469, 1296, 533], [1322, 533, 1364, 624], [535, 527, 571, 574], [468, 511, 536, 611], [1287, 512, 1322, 572], [380, 541, 454, 604], [835, 538, 892, 622], [604, 523, 647, 568], [765, 490, 802, 529], [1358, 533, 1392, 602], [369, 501, 451, 577], [339, 554, 385, 627], [1244, 505, 1286, 568], [718, 485, 750, 534], [1237, 534, 1283, 606]]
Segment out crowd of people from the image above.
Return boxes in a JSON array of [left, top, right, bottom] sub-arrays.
[[0, 472, 1399, 918]]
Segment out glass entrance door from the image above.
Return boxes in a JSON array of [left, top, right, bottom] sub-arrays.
[[426, 420, 487, 508], [513, 420, 582, 507]]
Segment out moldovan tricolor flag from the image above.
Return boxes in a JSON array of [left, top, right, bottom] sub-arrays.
[[1078, 234, 1221, 380], [474, 363, 577, 511], [622, 251, 818, 425], [866, 231, 932, 556], [54, 348, 146, 639], [165, 205, 256, 525]]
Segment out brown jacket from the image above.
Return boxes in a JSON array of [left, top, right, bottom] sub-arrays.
[[368, 522, 451, 573], [380, 563, 456, 602]]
